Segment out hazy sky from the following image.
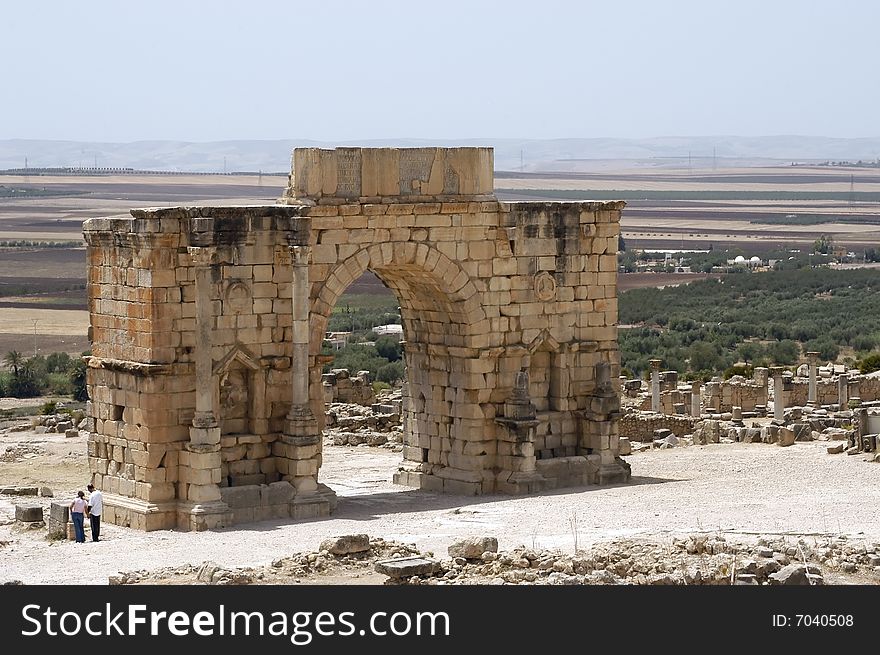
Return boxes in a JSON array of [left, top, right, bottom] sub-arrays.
[[2, 0, 878, 142]]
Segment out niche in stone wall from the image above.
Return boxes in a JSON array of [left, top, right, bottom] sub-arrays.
[[213, 346, 265, 436], [527, 330, 562, 413]]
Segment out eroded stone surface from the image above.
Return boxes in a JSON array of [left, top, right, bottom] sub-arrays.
[[83, 147, 628, 531]]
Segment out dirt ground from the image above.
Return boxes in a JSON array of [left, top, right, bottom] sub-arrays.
[[1, 408, 878, 585]]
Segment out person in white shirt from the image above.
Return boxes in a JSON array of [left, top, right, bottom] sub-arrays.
[[86, 484, 103, 542]]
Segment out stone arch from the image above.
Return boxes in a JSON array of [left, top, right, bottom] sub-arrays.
[[309, 242, 488, 353], [308, 242, 491, 492]]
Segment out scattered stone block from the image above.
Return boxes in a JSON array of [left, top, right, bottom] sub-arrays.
[[768, 563, 822, 585], [15, 504, 43, 523], [448, 536, 498, 560], [49, 502, 69, 524], [0, 486, 39, 496], [827, 444, 844, 454], [777, 427, 796, 447], [321, 534, 371, 555], [375, 556, 441, 579]]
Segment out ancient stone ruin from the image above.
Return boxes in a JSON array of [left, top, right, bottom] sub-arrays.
[[83, 147, 629, 531]]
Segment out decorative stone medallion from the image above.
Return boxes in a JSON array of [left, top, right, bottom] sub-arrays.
[[226, 281, 251, 314], [534, 272, 557, 301]]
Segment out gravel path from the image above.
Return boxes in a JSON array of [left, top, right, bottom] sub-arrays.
[[1, 441, 877, 584]]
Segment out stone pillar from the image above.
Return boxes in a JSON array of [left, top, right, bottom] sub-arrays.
[[580, 361, 630, 485], [857, 407, 869, 451], [771, 366, 785, 422], [731, 405, 743, 426], [838, 373, 849, 411], [187, 247, 220, 443], [493, 369, 540, 493], [285, 245, 318, 438], [649, 359, 662, 413], [753, 366, 769, 408], [275, 245, 324, 497], [691, 380, 701, 417], [181, 246, 229, 530], [807, 351, 819, 407]]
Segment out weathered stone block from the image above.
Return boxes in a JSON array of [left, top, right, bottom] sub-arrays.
[[320, 534, 371, 555], [374, 556, 441, 579], [448, 536, 498, 559], [15, 504, 43, 522]]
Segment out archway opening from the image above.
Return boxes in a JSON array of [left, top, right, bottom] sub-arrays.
[[310, 245, 488, 493]]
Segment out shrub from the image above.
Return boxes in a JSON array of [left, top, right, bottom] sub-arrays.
[[724, 364, 753, 380], [377, 361, 405, 384], [859, 353, 880, 374], [70, 357, 89, 402]]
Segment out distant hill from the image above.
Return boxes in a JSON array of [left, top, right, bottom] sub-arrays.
[[1, 136, 879, 173]]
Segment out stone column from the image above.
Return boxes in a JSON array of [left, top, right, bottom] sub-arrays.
[[731, 405, 743, 426], [580, 361, 629, 485], [285, 245, 318, 437], [691, 380, 701, 417], [838, 373, 849, 411], [181, 246, 228, 530], [770, 366, 785, 422], [806, 351, 819, 407], [275, 244, 323, 497], [649, 359, 662, 413], [753, 366, 769, 409], [187, 247, 219, 443], [857, 407, 869, 451]]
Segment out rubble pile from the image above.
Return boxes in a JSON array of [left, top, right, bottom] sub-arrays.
[[30, 408, 90, 438], [390, 533, 879, 586], [321, 369, 376, 406], [0, 444, 45, 463], [324, 401, 403, 450], [107, 533, 879, 586], [108, 536, 421, 585]]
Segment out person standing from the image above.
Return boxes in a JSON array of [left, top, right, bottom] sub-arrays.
[[69, 491, 87, 543], [86, 483, 103, 542]]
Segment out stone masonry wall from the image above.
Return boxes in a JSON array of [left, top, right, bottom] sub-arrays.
[[620, 413, 698, 441], [83, 146, 630, 531]]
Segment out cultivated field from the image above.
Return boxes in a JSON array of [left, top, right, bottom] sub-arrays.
[[1, 166, 878, 359], [496, 165, 880, 252]]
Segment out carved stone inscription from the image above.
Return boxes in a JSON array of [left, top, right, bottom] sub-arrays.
[[335, 149, 361, 197], [399, 149, 435, 195], [443, 164, 460, 195]]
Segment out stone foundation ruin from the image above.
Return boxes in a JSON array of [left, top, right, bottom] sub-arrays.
[[83, 147, 629, 531]]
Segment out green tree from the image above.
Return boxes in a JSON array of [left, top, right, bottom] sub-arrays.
[[803, 338, 839, 362], [375, 336, 402, 362], [767, 340, 799, 365], [813, 234, 833, 255], [70, 356, 89, 401], [858, 353, 880, 374], [4, 350, 23, 377], [377, 361, 405, 384], [688, 341, 721, 372]]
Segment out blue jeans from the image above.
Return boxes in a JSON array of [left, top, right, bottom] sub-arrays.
[[72, 512, 85, 543]]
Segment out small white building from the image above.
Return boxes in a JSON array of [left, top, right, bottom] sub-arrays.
[[323, 331, 351, 350], [374, 324, 404, 341]]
